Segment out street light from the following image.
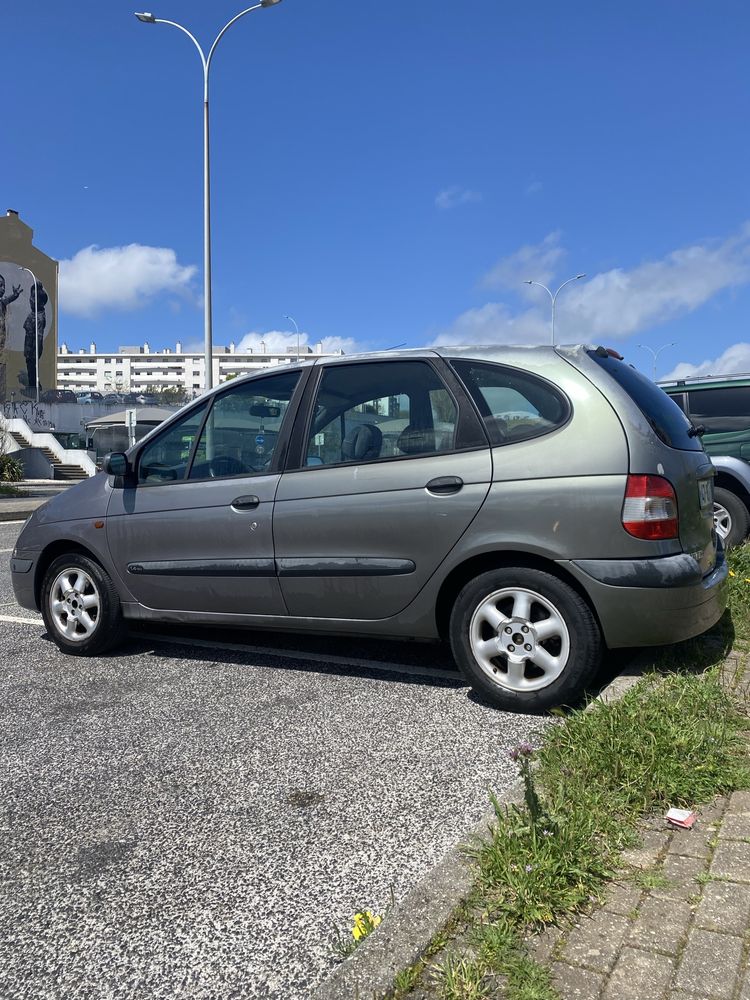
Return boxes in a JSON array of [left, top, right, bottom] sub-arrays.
[[20, 266, 40, 403], [638, 342, 676, 381], [135, 0, 285, 391], [524, 274, 586, 346], [283, 314, 300, 361]]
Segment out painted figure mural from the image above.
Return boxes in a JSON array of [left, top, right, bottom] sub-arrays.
[[0, 211, 58, 402], [0, 273, 23, 400], [0, 265, 53, 400], [23, 280, 47, 394]]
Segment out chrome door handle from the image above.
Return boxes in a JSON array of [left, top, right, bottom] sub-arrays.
[[232, 495, 260, 511], [425, 476, 464, 495]]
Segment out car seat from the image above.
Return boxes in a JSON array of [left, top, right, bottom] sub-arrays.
[[341, 423, 383, 462]]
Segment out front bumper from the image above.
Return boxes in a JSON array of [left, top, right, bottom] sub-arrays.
[[11, 552, 40, 612], [565, 549, 729, 648]]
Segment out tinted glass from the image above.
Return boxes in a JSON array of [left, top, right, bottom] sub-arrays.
[[687, 387, 750, 433], [138, 401, 209, 483], [306, 361, 458, 467], [188, 370, 300, 479], [588, 349, 702, 451], [451, 360, 569, 445]]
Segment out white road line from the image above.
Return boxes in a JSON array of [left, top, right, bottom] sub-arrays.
[[0, 613, 41, 625], [0, 549, 14, 553], [0, 521, 27, 526], [140, 631, 463, 682]]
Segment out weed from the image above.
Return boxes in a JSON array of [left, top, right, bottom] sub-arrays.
[[630, 870, 672, 891], [432, 954, 490, 1000]]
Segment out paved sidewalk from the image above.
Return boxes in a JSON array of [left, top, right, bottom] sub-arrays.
[[529, 790, 750, 1000], [0, 496, 47, 521], [524, 657, 750, 1000]]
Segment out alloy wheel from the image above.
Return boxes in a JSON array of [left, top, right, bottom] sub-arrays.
[[469, 586, 571, 691], [48, 567, 101, 642]]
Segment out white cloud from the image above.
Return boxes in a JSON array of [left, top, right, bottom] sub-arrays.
[[481, 231, 565, 291], [663, 342, 750, 380], [435, 186, 482, 211], [59, 244, 197, 317], [236, 329, 357, 356], [436, 224, 750, 348], [525, 179, 543, 197]]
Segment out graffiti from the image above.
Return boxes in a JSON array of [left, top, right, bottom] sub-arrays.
[[2, 400, 51, 429]]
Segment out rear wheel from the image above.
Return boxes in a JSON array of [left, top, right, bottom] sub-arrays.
[[41, 553, 126, 656], [449, 567, 603, 712], [713, 487, 750, 548]]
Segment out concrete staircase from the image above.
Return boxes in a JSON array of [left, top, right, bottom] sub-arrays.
[[4, 419, 96, 480]]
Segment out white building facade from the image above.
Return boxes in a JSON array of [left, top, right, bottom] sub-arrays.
[[56, 340, 342, 394]]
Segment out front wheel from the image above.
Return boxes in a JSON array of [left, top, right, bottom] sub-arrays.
[[449, 567, 603, 712], [41, 553, 126, 656]]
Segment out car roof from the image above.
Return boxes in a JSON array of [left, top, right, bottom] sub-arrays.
[[659, 373, 750, 390]]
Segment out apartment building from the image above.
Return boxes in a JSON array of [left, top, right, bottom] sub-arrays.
[[57, 340, 342, 394]]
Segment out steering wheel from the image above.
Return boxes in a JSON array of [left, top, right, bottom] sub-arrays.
[[208, 455, 249, 478]]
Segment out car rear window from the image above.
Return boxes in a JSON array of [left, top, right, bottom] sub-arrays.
[[587, 349, 703, 451]]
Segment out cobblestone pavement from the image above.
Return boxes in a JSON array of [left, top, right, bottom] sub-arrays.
[[528, 788, 750, 1000], [522, 650, 750, 1000]]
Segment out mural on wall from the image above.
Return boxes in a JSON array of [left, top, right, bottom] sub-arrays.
[[0, 262, 53, 401]]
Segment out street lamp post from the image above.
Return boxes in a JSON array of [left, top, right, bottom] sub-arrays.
[[20, 266, 40, 403], [135, 1, 284, 392], [283, 314, 300, 361], [638, 342, 677, 381], [524, 274, 586, 346]]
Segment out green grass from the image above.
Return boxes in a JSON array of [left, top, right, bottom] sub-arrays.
[[394, 545, 750, 998]]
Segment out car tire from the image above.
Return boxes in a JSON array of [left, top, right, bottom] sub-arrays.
[[449, 567, 603, 712], [713, 487, 750, 548], [41, 553, 127, 656]]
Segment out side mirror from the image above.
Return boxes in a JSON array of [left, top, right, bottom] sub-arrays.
[[104, 452, 129, 477]]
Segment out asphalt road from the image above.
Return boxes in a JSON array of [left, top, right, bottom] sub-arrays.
[[0, 520, 554, 999]]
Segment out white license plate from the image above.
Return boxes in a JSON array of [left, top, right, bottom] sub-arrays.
[[699, 478, 713, 508]]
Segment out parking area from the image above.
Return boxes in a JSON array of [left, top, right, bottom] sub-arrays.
[[0, 520, 552, 999]]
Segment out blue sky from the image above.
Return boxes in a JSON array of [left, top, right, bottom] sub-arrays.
[[5, 0, 750, 379]]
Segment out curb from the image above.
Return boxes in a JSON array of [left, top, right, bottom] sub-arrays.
[[312, 666, 647, 999], [0, 502, 45, 522]]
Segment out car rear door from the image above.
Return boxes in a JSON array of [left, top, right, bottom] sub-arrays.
[[273, 355, 492, 620]]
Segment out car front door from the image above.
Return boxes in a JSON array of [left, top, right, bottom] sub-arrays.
[[105, 369, 305, 619], [273, 356, 492, 620]]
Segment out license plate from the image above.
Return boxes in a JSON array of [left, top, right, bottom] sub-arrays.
[[699, 478, 713, 509]]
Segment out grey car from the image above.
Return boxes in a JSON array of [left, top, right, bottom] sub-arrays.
[[11, 346, 727, 712]]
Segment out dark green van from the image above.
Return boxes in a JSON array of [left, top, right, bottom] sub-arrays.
[[660, 374, 750, 545]]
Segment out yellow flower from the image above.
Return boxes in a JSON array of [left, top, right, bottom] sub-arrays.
[[351, 910, 382, 940], [729, 570, 736, 577]]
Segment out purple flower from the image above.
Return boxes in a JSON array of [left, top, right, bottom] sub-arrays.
[[525, 864, 534, 873], [542, 829, 552, 837], [509, 741, 535, 763]]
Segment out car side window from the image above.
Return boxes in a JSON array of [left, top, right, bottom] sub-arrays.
[[687, 387, 750, 434], [450, 360, 570, 445], [305, 361, 458, 468], [188, 370, 300, 480], [138, 401, 209, 484]]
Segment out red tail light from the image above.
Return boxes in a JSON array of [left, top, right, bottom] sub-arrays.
[[622, 475, 679, 540]]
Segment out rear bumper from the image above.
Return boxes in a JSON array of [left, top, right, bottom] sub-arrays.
[[564, 549, 729, 648]]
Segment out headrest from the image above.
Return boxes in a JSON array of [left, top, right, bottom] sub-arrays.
[[342, 423, 382, 461], [397, 424, 436, 455]]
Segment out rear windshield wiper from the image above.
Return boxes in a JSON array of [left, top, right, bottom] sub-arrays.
[[688, 423, 706, 438]]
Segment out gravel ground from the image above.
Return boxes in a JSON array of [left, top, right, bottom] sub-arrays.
[[0, 522, 549, 999]]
